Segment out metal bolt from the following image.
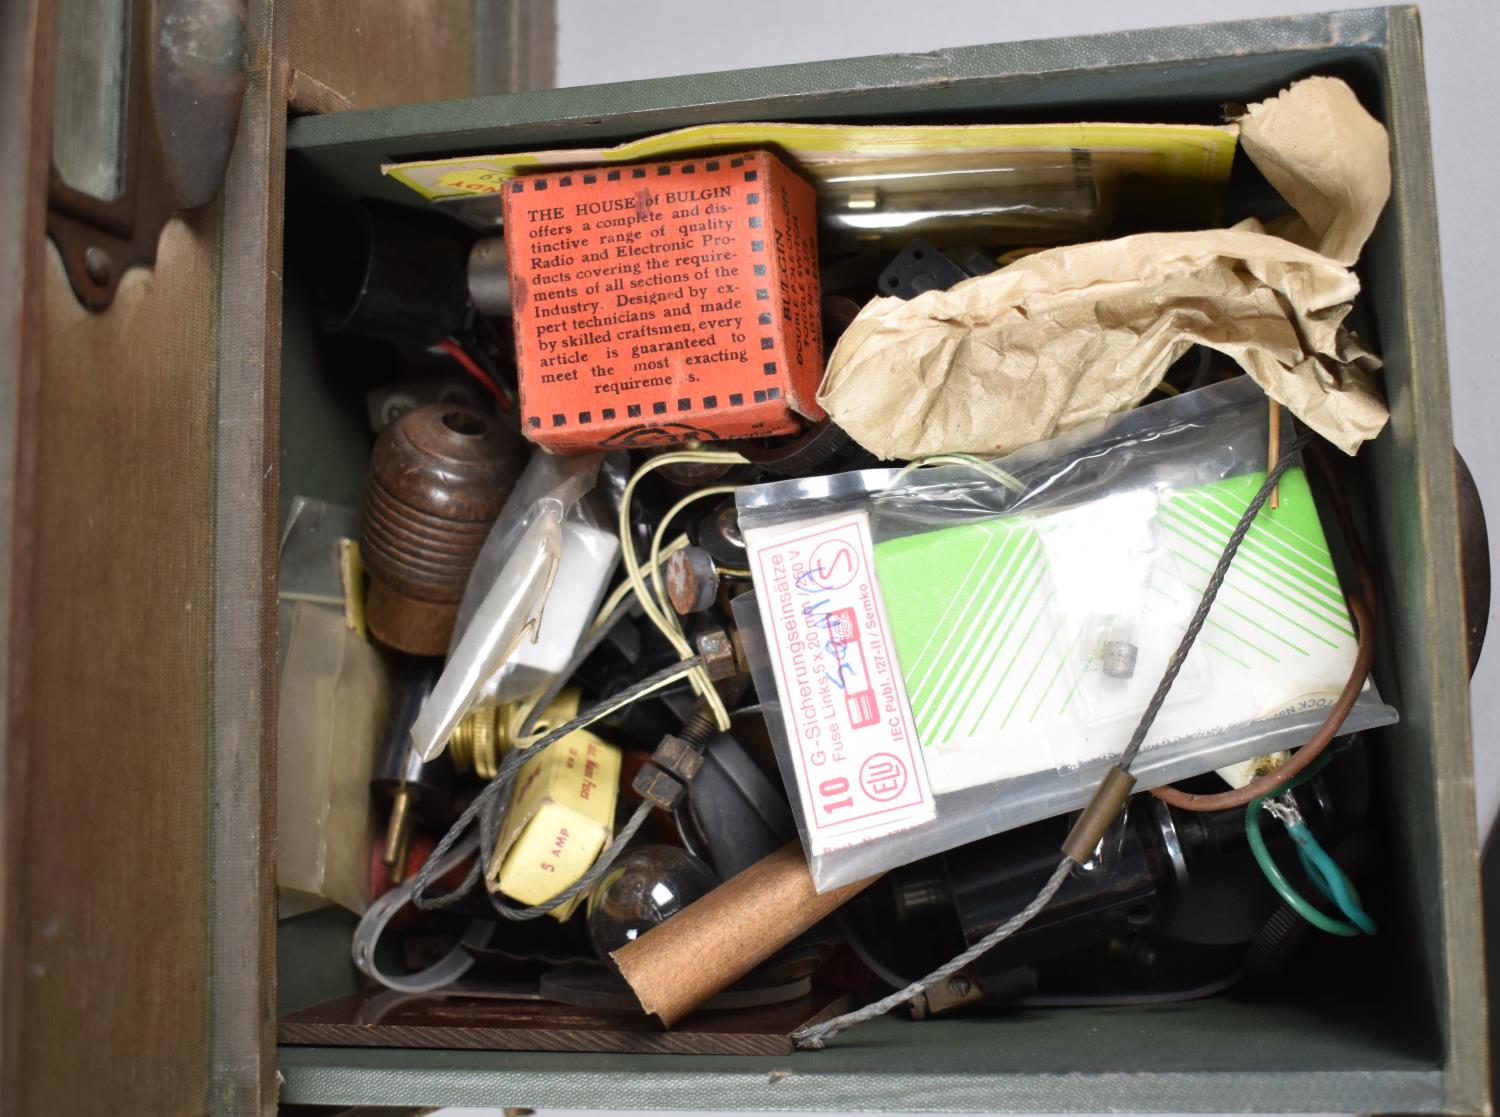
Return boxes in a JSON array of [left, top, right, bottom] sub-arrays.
[[83, 245, 112, 286], [678, 703, 718, 748], [696, 628, 739, 681], [666, 545, 720, 615], [946, 976, 972, 997]]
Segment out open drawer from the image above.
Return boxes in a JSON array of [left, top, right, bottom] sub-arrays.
[[266, 9, 1485, 1112], [4, 5, 1481, 1116]]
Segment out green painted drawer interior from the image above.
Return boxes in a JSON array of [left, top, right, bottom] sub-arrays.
[[274, 8, 1485, 1112]]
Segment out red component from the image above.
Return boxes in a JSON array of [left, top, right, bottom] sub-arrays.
[[826, 606, 878, 729]]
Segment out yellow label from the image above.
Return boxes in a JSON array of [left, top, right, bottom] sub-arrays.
[[435, 167, 514, 195], [486, 727, 621, 920], [383, 120, 1239, 224]]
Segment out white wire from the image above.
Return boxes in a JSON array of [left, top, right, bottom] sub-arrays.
[[618, 451, 747, 732], [587, 533, 688, 637], [884, 452, 1026, 494], [649, 485, 739, 622]]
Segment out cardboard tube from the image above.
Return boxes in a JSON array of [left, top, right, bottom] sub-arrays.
[[612, 842, 880, 1027]]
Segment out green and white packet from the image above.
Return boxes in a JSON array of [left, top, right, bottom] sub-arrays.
[[736, 377, 1397, 893]]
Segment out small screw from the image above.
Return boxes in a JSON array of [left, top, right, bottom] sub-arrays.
[[83, 246, 112, 286], [947, 975, 972, 997]]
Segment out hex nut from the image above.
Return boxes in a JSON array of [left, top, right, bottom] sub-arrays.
[[632, 764, 686, 811], [653, 734, 705, 782], [696, 628, 739, 681]]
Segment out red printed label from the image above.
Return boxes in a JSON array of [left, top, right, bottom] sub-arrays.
[[744, 512, 933, 853]]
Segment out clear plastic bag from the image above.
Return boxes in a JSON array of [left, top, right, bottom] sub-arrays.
[[458, 452, 624, 708], [276, 498, 390, 917], [410, 452, 621, 762], [734, 378, 1398, 892]]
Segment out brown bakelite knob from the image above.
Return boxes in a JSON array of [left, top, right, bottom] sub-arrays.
[[362, 404, 520, 655]]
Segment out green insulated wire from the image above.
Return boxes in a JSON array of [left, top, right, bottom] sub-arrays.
[[1245, 759, 1376, 937]]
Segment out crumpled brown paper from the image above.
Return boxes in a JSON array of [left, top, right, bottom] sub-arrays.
[[818, 76, 1391, 459], [1237, 76, 1391, 267]]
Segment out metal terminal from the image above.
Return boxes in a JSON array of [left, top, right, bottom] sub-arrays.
[[666, 546, 720, 615], [678, 703, 719, 749], [633, 764, 687, 811], [1062, 764, 1137, 864], [893, 875, 951, 921], [909, 968, 985, 1019], [383, 785, 414, 884], [696, 628, 740, 681], [467, 237, 511, 317], [696, 501, 748, 565], [653, 734, 706, 783], [716, 505, 744, 549], [450, 691, 582, 778], [1262, 792, 1305, 828], [1102, 640, 1139, 679]]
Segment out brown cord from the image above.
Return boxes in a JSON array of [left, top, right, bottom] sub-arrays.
[[1149, 593, 1374, 811], [1150, 446, 1377, 812]]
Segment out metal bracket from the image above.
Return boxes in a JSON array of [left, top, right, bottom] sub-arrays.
[[47, 0, 247, 310]]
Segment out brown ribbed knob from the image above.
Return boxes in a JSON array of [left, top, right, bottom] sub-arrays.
[[362, 404, 519, 655]]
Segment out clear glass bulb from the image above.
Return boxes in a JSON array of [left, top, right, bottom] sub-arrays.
[[587, 845, 718, 968]]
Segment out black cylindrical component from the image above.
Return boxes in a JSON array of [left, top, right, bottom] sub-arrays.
[[945, 810, 1158, 976], [373, 657, 452, 802], [318, 203, 471, 346], [686, 732, 795, 880]]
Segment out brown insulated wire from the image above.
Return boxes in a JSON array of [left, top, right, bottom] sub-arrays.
[[1150, 443, 1379, 811]]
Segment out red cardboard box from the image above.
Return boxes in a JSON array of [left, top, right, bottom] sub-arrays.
[[503, 150, 823, 451]]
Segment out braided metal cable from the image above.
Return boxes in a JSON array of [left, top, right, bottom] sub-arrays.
[[795, 430, 1313, 1049], [795, 860, 1072, 1049], [1118, 428, 1312, 769]]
